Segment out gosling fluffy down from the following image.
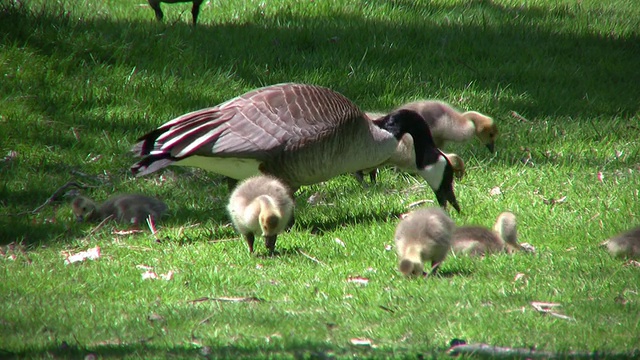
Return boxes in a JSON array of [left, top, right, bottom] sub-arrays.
[[451, 212, 520, 256], [394, 207, 455, 276], [227, 175, 295, 255], [601, 226, 640, 259], [367, 101, 498, 152], [71, 194, 168, 225]]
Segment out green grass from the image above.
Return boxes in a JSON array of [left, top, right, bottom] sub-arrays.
[[1, 0, 639, 358]]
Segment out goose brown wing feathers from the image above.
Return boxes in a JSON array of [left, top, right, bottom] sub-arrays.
[[132, 83, 363, 176]]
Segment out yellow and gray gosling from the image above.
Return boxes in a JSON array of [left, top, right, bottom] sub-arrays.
[[72, 194, 168, 225], [601, 226, 640, 259], [367, 101, 498, 152], [394, 207, 455, 277], [227, 175, 295, 255], [451, 212, 520, 256], [148, 0, 203, 26]]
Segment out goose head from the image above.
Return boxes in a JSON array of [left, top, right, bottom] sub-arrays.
[[463, 111, 498, 152], [71, 196, 98, 222], [375, 109, 461, 212]]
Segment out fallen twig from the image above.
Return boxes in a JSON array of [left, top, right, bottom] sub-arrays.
[[298, 250, 326, 265], [510, 111, 530, 123], [7, 181, 90, 216], [449, 342, 613, 359], [530, 301, 575, 321], [188, 296, 263, 304]]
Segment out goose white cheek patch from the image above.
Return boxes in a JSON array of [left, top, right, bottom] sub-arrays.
[[418, 155, 446, 191]]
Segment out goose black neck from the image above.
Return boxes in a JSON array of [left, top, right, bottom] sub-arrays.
[[373, 109, 439, 168]]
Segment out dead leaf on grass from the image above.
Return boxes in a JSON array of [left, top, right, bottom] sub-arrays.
[[350, 338, 376, 347], [113, 229, 144, 236], [334, 238, 346, 247], [520, 243, 536, 253], [62, 246, 101, 264], [489, 186, 502, 196], [530, 301, 575, 321], [346, 276, 369, 285], [513, 273, 526, 282], [624, 260, 640, 267]]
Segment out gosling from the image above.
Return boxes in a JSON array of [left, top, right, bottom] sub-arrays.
[[227, 175, 295, 255], [72, 194, 168, 225], [601, 226, 640, 259], [394, 207, 455, 277], [451, 212, 520, 256], [367, 100, 498, 152]]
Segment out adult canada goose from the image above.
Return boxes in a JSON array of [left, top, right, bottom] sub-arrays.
[[601, 226, 640, 259], [394, 207, 455, 276], [131, 83, 461, 212], [148, 0, 203, 26], [72, 194, 168, 225], [451, 211, 520, 256], [227, 175, 295, 254]]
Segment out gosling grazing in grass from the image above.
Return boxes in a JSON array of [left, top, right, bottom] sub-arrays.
[[601, 226, 640, 259], [148, 0, 203, 26], [227, 175, 295, 255], [394, 207, 455, 276], [451, 212, 520, 256], [132, 83, 461, 212], [72, 194, 168, 225], [357, 101, 494, 185], [367, 100, 498, 152]]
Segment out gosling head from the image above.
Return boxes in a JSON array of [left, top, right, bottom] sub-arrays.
[[71, 196, 98, 222], [398, 259, 424, 277], [463, 111, 498, 153], [444, 153, 465, 180], [259, 212, 281, 236]]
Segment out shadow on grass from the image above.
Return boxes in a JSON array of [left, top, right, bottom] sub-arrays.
[[0, 342, 362, 360], [1, 0, 638, 142]]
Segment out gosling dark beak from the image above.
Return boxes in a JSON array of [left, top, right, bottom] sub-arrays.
[[486, 142, 495, 153], [76, 215, 84, 223]]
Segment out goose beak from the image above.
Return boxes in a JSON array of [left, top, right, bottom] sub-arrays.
[[486, 141, 495, 153], [76, 215, 84, 223], [436, 182, 461, 213]]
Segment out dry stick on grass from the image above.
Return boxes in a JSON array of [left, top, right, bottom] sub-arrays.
[[510, 110, 530, 123], [188, 296, 264, 304], [298, 250, 326, 265], [449, 343, 611, 359], [7, 181, 91, 216]]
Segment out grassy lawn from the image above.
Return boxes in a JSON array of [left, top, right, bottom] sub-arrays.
[[1, 0, 639, 358]]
